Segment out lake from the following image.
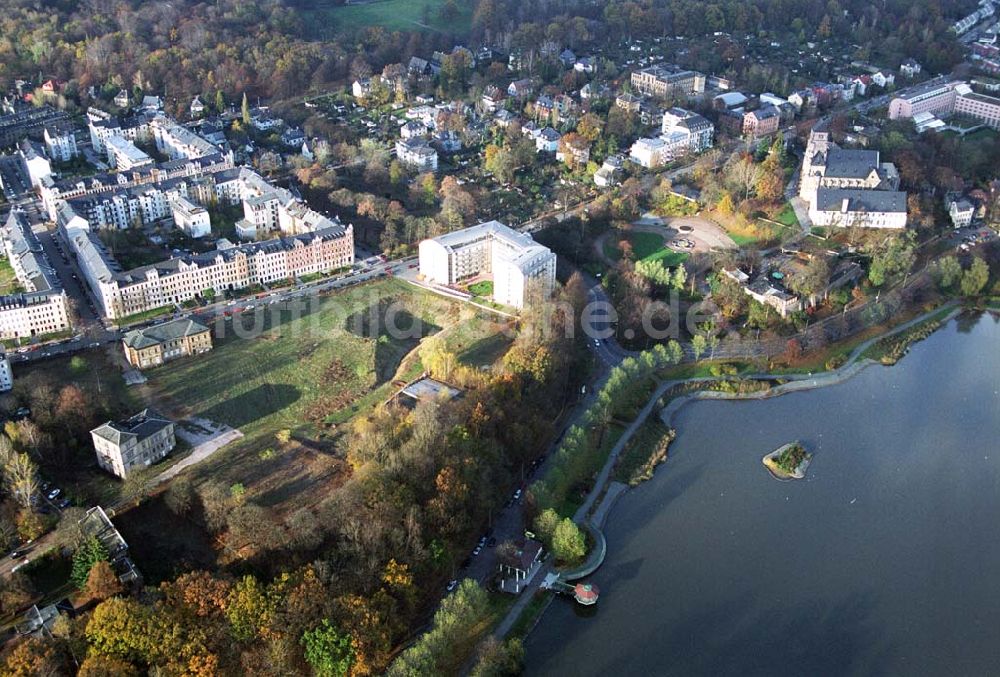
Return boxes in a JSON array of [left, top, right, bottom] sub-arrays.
[[526, 312, 1000, 676]]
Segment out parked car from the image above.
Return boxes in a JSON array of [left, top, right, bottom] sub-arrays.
[[47, 488, 61, 500], [472, 545, 482, 556], [513, 488, 522, 502], [446, 579, 458, 592]]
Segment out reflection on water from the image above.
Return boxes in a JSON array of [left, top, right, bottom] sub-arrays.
[[527, 313, 1000, 676]]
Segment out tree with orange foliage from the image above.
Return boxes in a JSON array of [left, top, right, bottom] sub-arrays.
[[83, 560, 123, 604]]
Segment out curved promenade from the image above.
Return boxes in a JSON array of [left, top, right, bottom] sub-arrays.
[[492, 301, 961, 643]]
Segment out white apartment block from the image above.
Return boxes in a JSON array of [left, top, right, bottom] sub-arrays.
[[43, 126, 78, 162], [18, 140, 51, 189], [61, 200, 353, 319], [39, 152, 234, 220], [419, 221, 556, 309], [106, 135, 153, 171], [661, 107, 714, 153], [396, 138, 439, 171], [0, 210, 71, 339], [88, 113, 153, 154], [89, 111, 225, 163], [151, 116, 218, 160], [0, 354, 12, 393], [170, 196, 212, 238], [631, 108, 714, 169], [630, 137, 668, 168]]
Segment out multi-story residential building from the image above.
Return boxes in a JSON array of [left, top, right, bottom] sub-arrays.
[[91, 409, 175, 479], [661, 107, 715, 152], [150, 116, 218, 160], [556, 135, 591, 166], [0, 105, 70, 148], [39, 152, 234, 219], [630, 136, 668, 168], [0, 210, 71, 339], [88, 112, 156, 154], [953, 86, 1000, 129], [900, 59, 922, 78], [481, 86, 506, 113], [170, 196, 211, 238], [63, 214, 353, 319], [43, 124, 78, 162], [631, 65, 706, 98], [631, 108, 714, 169], [105, 135, 153, 171], [395, 138, 439, 171], [18, 140, 51, 189], [419, 221, 556, 309], [594, 155, 624, 188], [122, 318, 213, 368], [0, 353, 12, 393], [615, 93, 643, 114], [742, 106, 781, 138], [535, 128, 561, 153], [888, 80, 958, 120], [190, 96, 205, 118]]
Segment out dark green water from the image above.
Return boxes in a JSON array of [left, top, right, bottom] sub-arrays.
[[526, 312, 1000, 676]]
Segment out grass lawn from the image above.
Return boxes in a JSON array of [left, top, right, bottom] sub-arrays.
[[962, 128, 999, 143], [143, 279, 496, 511], [440, 311, 513, 368], [116, 305, 174, 327], [149, 279, 455, 437], [727, 232, 762, 247], [467, 280, 493, 298], [303, 0, 473, 36], [604, 231, 689, 267], [644, 248, 689, 267], [774, 202, 801, 228], [0, 257, 24, 295]]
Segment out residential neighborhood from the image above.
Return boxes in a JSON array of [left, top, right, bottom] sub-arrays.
[[0, 0, 998, 674]]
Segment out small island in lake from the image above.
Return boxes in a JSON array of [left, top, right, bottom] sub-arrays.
[[762, 441, 811, 480]]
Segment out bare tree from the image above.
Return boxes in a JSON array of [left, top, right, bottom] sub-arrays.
[[725, 155, 763, 201], [5, 452, 39, 509]]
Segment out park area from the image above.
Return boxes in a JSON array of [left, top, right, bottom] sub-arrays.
[[714, 201, 800, 247], [302, 0, 473, 36], [603, 231, 689, 268], [144, 278, 511, 512]]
